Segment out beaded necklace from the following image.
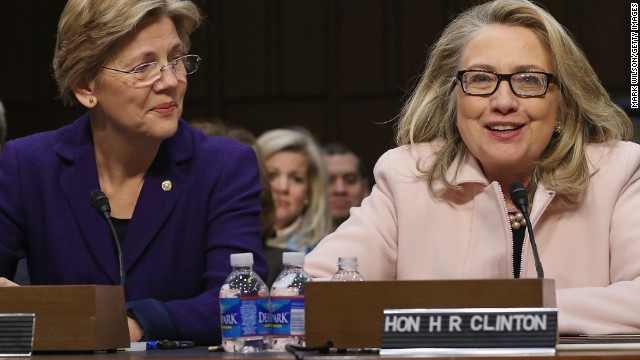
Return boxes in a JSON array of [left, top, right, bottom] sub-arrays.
[[509, 211, 526, 230]]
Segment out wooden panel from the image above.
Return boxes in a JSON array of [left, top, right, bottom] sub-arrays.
[[340, 0, 389, 94], [220, 0, 270, 97], [339, 97, 400, 169], [279, 0, 326, 95], [225, 100, 327, 139], [0, 285, 128, 351], [397, 1, 448, 89], [576, 0, 628, 96], [3, 3, 62, 103]]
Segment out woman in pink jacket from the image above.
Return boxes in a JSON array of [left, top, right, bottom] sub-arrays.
[[305, 0, 640, 335]]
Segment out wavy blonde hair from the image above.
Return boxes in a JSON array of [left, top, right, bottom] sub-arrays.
[[255, 128, 331, 249], [395, 0, 632, 200], [53, 0, 202, 105]]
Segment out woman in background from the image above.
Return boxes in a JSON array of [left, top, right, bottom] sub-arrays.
[[0, 0, 267, 345], [255, 128, 331, 285]]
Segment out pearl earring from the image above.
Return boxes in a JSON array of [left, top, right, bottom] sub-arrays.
[[554, 122, 563, 134]]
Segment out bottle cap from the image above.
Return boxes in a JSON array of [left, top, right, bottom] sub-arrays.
[[230, 253, 254, 267], [337, 257, 358, 267], [282, 252, 305, 265]]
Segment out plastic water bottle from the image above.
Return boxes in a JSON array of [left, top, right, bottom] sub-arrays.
[[219, 253, 270, 353], [269, 252, 312, 351], [330, 257, 364, 281]]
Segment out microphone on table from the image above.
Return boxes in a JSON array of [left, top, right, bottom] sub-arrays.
[[509, 181, 544, 278], [90, 190, 126, 286]]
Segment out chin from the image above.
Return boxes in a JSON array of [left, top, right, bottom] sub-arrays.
[[150, 123, 179, 141]]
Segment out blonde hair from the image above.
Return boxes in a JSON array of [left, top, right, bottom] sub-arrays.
[[53, 0, 202, 105], [255, 128, 331, 248], [395, 0, 632, 200]]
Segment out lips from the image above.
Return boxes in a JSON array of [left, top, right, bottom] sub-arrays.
[[274, 198, 290, 207], [330, 198, 351, 207], [486, 123, 524, 132], [151, 102, 177, 114]]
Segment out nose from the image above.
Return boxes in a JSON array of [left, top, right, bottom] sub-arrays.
[[490, 80, 518, 113], [271, 176, 289, 193], [154, 65, 180, 88], [332, 178, 347, 193]]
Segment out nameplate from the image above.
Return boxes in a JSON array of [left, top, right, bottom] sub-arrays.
[[380, 307, 557, 356], [0, 313, 35, 356]]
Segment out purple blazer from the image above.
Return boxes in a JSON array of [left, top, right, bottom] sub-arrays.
[[0, 113, 268, 345]]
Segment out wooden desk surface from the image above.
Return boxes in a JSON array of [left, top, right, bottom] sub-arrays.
[[19, 347, 640, 360]]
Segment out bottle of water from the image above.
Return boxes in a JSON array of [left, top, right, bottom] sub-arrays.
[[269, 252, 312, 351], [219, 253, 270, 353], [330, 257, 364, 281]]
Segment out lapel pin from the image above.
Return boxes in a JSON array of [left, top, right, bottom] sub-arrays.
[[161, 180, 172, 191]]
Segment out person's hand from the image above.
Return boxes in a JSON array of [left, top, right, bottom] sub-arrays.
[[0, 277, 19, 286], [127, 316, 144, 342]]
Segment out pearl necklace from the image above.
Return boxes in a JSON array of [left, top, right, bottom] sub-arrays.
[[509, 211, 526, 230]]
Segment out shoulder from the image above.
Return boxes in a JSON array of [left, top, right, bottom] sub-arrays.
[[2, 116, 88, 162], [7, 123, 80, 151], [375, 142, 443, 175], [585, 141, 640, 183], [586, 141, 640, 170], [173, 122, 258, 168], [178, 124, 259, 183], [186, 124, 255, 158]]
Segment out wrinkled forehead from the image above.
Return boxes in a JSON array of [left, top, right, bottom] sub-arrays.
[[460, 24, 554, 73]]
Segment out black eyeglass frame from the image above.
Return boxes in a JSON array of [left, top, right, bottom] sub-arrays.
[[456, 69, 557, 97], [102, 54, 201, 81]]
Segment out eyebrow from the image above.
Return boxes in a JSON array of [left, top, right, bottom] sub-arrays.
[[464, 64, 549, 72], [132, 43, 185, 61]]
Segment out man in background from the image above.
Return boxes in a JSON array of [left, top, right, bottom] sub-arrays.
[[322, 143, 370, 231]]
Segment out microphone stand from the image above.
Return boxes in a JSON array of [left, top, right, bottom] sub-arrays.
[[516, 205, 544, 278], [90, 190, 126, 286], [509, 182, 544, 278]]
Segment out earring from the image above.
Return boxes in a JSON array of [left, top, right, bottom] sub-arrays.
[[554, 122, 563, 134], [89, 98, 94, 104]]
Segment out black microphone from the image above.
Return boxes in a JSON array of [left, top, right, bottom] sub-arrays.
[[90, 190, 125, 286], [508, 181, 544, 278]]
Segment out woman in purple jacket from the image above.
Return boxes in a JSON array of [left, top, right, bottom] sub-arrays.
[[0, 0, 267, 345]]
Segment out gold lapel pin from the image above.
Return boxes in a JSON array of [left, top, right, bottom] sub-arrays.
[[161, 180, 172, 191]]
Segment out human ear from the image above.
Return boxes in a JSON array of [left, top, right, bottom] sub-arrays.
[[71, 79, 98, 108]]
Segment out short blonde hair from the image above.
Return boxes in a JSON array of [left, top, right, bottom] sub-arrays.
[[395, 0, 632, 200], [255, 128, 331, 248], [53, 0, 202, 105]]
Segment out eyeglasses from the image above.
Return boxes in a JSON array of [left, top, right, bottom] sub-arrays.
[[456, 70, 557, 97], [102, 54, 201, 86]]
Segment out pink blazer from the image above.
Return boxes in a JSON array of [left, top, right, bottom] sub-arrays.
[[305, 141, 640, 335]]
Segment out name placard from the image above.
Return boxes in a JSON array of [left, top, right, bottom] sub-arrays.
[[380, 307, 557, 356], [0, 313, 35, 356]]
